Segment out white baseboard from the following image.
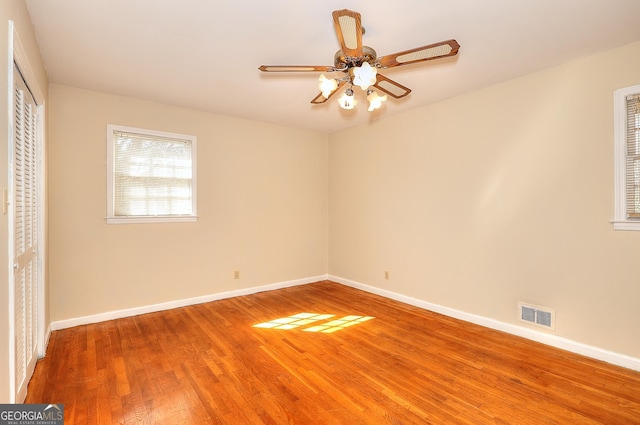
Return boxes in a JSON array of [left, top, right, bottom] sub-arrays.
[[49, 273, 640, 372], [330, 275, 640, 372], [50, 275, 328, 331]]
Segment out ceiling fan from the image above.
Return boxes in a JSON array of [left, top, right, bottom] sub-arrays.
[[259, 9, 460, 111]]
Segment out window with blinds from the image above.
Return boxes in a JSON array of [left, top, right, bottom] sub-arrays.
[[626, 94, 640, 219], [107, 124, 197, 223], [613, 85, 640, 230]]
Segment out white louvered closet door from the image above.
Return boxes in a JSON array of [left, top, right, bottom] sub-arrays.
[[13, 63, 39, 402]]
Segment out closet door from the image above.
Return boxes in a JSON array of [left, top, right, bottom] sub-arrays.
[[12, 62, 39, 402]]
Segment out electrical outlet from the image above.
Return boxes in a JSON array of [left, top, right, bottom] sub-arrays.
[[384, 271, 390, 280], [234, 270, 240, 279]]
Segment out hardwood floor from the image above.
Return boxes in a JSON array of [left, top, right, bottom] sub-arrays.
[[26, 281, 640, 424]]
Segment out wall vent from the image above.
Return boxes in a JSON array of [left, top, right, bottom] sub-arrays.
[[518, 302, 555, 330]]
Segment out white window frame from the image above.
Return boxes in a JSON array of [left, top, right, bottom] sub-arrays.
[[106, 124, 198, 224], [613, 85, 640, 231]]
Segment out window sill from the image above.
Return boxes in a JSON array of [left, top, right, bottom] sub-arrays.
[[611, 220, 640, 231], [106, 215, 198, 224]]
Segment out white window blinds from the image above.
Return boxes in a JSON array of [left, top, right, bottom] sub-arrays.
[[107, 125, 197, 222], [626, 94, 640, 219]]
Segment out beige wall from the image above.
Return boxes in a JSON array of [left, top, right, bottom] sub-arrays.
[[48, 84, 328, 321], [0, 0, 48, 403], [329, 41, 640, 358]]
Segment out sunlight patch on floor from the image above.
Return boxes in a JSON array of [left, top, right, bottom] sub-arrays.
[[253, 313, 374, 333], [303, 316, 375, 333], [253, 313, 335, 330]]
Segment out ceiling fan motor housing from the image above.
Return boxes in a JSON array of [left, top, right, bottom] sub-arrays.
[[334, 46, 378, 69]]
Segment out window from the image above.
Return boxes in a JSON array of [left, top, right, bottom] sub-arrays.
[[107, 124, 197, 224], [613, 85, 640, 231]]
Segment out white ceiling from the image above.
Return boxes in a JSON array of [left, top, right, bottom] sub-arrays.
[[24, 0, 640, 134]]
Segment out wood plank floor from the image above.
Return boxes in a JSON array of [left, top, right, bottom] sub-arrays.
[[26, 281, 640, 424]]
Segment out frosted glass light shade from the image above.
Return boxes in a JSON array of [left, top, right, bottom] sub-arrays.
[[318, 74, 338, 98], [337, 89, 357, 109], [352, 62, 377, 90], [366, 90, 387, 111]]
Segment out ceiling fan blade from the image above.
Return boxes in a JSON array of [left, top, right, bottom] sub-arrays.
[[377, 39, 460, 69], [311, 80, 346, 104], [373, 74, 411, 99], [259, 65, 335, 72], [332, 9, 363, 58]]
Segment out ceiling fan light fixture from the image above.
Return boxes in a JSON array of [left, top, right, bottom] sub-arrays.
[[337, 88, 357, 110], [366, 89, 387, 111], [259, 10, 460, 114], [352, 61, 377, 90], [318, 74, 339, 98]]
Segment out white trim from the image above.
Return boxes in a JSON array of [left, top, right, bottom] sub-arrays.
[[106, 215, 198, 224], [10, 29, 44, 105], [610, 219, 640, 231], [42, 323, 52, 354], [613, 84, 640, 231], [50, 275, 329, 331], [10, 25, 48, 403], [330, 275, 640, 372], [35, 102, 46, 359], [7, 19, 16, 405]]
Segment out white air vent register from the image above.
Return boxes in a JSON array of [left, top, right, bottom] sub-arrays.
[[519, 302, 556, 330]]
